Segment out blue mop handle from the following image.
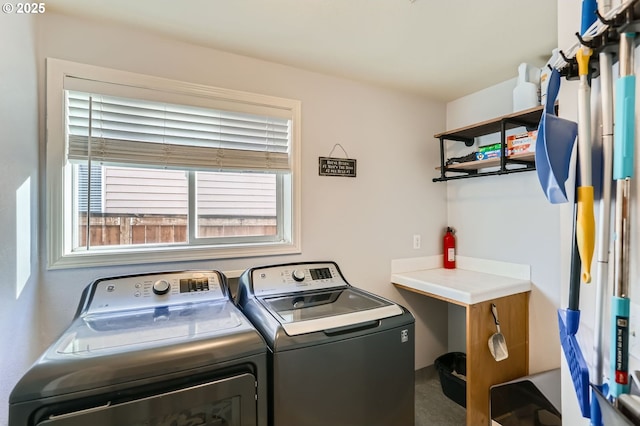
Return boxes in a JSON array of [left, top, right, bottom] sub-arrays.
[[610, 297, 631, 397], [614, 33, 636, 180], [581, 0, 598, 35], [614, 74, 636, 179]]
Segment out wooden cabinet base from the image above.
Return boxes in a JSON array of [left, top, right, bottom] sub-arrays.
[[466, 292, 529, 425], [393, 283, 529, 426]]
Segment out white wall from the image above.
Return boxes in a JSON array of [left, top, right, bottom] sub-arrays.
[[0, 13, 451, 424], [0, 13, 41, 425], [444, 79, 563, 375]]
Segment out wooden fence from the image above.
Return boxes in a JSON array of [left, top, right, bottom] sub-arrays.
[[78, 214, 277, 247]]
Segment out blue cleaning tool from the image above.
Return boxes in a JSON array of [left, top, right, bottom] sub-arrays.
[[535, 68, 577, 204], [581, 0, 598, 34], [558, 201, 591, 418]]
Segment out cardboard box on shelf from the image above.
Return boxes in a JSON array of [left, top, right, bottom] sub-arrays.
[[478, 143, 501, 153], [476, 150, 501, 161], [507, 131, 537, 156]]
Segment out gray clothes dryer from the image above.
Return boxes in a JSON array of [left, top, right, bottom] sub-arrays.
[[10, 270, 267, 426], [236, 261, 415, 426]]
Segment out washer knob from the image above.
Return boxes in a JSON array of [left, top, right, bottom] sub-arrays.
[[153, 279, 171, 295], [292, 269, 306, 282]]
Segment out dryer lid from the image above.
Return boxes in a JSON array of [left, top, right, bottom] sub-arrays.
[[259, 288, 403, 336], [58, 300, 244, 355]]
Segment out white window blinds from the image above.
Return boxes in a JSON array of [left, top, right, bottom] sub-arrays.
[[65, 78, 292, 172]]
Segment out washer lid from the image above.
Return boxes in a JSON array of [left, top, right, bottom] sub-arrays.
[[10, 299, 266, 404], [58, 300, 243, 355], [259, 288, 403, 336]]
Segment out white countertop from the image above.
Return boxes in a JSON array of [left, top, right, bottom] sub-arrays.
[[390, 256, 531, 305]]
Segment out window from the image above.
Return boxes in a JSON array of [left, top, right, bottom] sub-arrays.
[[46, 58, 301, 269]]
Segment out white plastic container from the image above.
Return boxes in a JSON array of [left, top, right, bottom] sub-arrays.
[[513, 63, 540, 112]]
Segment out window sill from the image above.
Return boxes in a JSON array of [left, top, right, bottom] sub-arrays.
[[48, 241, 301, 270]]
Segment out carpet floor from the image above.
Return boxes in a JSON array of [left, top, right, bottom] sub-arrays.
[[415, 366, 466, 426]]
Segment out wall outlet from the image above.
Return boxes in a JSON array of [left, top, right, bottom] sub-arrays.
[[413, 234, 421, 249]]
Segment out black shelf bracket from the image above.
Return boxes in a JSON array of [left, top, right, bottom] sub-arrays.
[[432, 167, 534, 183]]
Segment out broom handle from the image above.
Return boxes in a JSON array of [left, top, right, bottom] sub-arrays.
[[568, 203, 581, 316], [576, 48, 596, 284], [611, 30, 635, 399], [591, 50, 614, 426]]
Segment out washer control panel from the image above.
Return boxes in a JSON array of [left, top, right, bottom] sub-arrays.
[[85, 271, 225, 315], [251, 262, 346, 296]]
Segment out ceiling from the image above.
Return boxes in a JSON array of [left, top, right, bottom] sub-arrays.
[[46, 0, 559, 102]]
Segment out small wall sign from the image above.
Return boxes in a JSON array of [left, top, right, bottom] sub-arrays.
[[319, 157, 357, 177]]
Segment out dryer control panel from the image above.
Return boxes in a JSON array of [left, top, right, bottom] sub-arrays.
[[251, 262, 346, 296], [85, 271, 226, 315]]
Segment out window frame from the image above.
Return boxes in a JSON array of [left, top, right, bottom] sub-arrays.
[[46, 58, 301, 269]]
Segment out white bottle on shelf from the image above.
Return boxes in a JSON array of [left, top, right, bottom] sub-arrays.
[[513, 62, 540, 112]]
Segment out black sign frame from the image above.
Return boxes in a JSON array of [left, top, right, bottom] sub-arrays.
[[318, 157, 357, 177]]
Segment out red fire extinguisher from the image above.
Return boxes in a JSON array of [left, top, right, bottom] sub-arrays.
[[443, 227, 456, 269]]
